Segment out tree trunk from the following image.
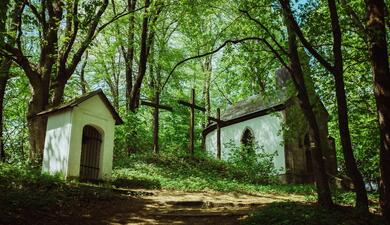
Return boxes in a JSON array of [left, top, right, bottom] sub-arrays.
[[129, 0, 151, 111], [125, 0, 137, 112], [51, 78, 68, 107], [284, 8, 333, 208], [327, 0, 369, 212], [153, 91, 159, 154], [0, 0, 10, 162], [364, 0, 390, 221], [27, 81, 50, 164], [79, 51, 89, 94], [201, 56, 212, 150], [203, 56, 212, 122], [0, 61, 11, 162]]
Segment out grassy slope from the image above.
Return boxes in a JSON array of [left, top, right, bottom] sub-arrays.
[[112, 152, 315, 195], [0, 152, 385, 224], [113, 152, 385, 224]]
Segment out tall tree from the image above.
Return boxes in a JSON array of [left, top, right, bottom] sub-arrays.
[[129, 0, 151, 111], [123, 0, 137, 112], [0, 0, 22, 161], [0, 0, 11, 162], [0, 0, 117, 163], [364, 0, 390, 221], [280, 4, 333, 208], [279, 0, 368, 211]]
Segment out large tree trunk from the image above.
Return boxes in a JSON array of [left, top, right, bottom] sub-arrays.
[[27, 81, 50, 164], [51, 78, 68, 107], [327, 0, 368, 212], [125, 0, 137, 112], [364, 0, 390, 221], [280, 0, 367, 210], [284, 8, 333, 209]]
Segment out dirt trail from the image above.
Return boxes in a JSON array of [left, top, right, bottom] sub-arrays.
[[37, 189, 305, 225]]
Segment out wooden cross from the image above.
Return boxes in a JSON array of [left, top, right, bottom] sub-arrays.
[[141, 91, 173, 154], [178, 89, 206, 156], [208, 108, 224, 159]]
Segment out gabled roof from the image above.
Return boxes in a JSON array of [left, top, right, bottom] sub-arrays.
[[203, 88, 296, 137], [36, 89, 123, 125], [220, 89, 293, 121]]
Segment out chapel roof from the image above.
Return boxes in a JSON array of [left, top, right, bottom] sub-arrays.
[[36, 89, 123, 125], [202, 88, 296, 137], [220, 88, 293, 121]]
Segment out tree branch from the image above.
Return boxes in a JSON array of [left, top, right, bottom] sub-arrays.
[[59, 0, 79, 72], [240, 9, 289, 56], [340, 0, 367, 40], [2, 44, 39, 86], [65, 0, 109, 78], [25, 0, 43, 24], [66, 3, 146, 78], [93, 5, 146, 39], [279, 0, 335, 73], [162, 37, 265, 91]]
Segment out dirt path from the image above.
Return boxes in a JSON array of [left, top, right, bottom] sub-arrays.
[[37, 189, 305, 225]]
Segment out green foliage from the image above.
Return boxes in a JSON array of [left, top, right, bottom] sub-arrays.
[[0, 163, 114, 224], [243, 202, 385, 225], [224, 140, 279, 184], [1, 1, 384, 218], [113, 151, 289, 193], [3, 71, 30, 163], [114, 111, 153, 156]]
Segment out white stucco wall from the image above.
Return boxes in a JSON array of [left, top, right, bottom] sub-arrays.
[[205, 111, 286, 174], [42, 95, 116, 180], [42, 110, 72, 176]]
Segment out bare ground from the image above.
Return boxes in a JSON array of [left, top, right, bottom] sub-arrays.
[[31, 189, 305, 225]]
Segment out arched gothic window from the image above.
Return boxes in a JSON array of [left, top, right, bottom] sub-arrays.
[[241, 128, 255, 148]]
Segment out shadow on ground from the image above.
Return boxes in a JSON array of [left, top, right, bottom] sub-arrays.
[[242, 201, 386, 225]]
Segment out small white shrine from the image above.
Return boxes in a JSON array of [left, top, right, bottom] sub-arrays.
[[39, 89, 123, 181]]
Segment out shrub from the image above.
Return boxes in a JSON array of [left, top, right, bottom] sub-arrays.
[[224, 140, 279, 184]]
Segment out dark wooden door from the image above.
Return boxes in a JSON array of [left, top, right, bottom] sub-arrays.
[[80, 125, 102, 180]]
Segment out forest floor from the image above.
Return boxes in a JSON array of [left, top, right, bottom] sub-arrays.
[[0, 153, 386, 225], [33, 188, 305, 225]]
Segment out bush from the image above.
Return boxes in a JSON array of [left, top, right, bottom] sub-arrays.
[[224, 140, 279, 184]]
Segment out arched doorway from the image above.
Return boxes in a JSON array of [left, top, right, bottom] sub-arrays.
[[80, 125, 102, 180]]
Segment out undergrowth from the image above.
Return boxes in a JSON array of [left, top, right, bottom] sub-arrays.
[[0, 163, 113, 224], [243, 202, 385, 225], [112, 152, 380, 210], [112, 151, 312, 195], [0, 152, 383, 224]]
